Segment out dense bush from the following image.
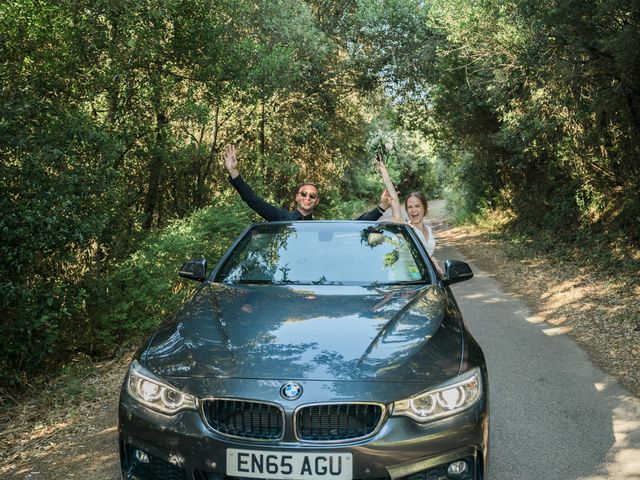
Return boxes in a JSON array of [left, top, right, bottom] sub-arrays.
[[0, 0, 375, 391], [0, 198, 251, 389], [86, 200, 252, 354]]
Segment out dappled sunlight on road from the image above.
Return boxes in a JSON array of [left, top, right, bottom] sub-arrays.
[[542, 326, 573, 336], [480, 297, 505, 304], [580, 386, 640, 480], [461, 292, 509, 304], [435, 223, 640, 480], [463, 293, 485, 299], [524, 314, 546, 324]]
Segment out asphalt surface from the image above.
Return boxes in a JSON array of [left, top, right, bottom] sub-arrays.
[[436, 233, 640, 479]]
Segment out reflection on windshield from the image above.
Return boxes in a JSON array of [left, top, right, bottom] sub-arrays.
[[216, 223, 430, 286]]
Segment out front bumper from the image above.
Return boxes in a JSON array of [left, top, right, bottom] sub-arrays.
[[118, 390, 488, 480]]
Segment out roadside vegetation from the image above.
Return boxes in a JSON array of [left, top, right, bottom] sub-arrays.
[[2, 0, 638, 405]]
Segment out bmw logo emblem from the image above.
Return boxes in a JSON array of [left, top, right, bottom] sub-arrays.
[[280, 382, 303, 400]]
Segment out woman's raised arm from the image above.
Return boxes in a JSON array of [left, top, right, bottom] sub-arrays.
[[375, 153, 403, 224]]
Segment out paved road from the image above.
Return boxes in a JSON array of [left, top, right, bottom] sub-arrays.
[[435, 230, 640, 479]]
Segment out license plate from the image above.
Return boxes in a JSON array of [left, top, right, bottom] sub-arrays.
[[227, 448, 352, 480]]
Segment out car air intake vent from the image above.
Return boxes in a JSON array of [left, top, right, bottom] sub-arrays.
[[296, 403, 384, 442], [202, 399, 284, 440]]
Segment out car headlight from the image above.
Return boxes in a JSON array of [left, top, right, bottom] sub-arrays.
[[392, 367, 482, 422], [126, 360, 197, 415]]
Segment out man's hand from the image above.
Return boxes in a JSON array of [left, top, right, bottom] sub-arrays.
[[379, 188, 392, 211], [221, 144, 240, 179]]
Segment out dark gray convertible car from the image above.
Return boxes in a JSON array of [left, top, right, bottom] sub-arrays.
[[119, 221, 488, 480]]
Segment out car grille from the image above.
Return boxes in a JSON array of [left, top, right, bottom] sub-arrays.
[[295, 403, 384, 441], [202, 399, 284, 440]]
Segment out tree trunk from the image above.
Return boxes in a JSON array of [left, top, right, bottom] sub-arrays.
[[143, 77, 168, 230]]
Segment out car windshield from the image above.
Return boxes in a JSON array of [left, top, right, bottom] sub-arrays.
[[215, 222, 432, 286]]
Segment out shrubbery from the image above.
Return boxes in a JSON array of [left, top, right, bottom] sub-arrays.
[[1, 199, 251, 391], [87, 200, 254, 351]]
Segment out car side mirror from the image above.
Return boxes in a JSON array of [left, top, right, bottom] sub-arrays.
[[443, 259, 473, 286], [179, 259, 208, 282]]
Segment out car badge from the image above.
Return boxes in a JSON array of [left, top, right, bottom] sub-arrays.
[[280, 382, 303, 400]]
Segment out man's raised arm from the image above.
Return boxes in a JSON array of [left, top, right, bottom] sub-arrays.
[[357, 188, 391, 221], [221, 145, 291, 221]]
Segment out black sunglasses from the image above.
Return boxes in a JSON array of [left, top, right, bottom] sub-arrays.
[[298, 191, 318, 200]]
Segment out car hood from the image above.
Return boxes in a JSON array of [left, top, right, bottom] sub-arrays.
[[141, 283, 463, 383]]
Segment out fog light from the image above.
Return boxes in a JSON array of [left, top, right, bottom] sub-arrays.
[[134, 449, 150, 464], [447, 460, 468, 478]]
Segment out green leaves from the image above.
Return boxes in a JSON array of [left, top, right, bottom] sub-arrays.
[[1, 0, 370, 390], [4, 0, 636, 393]]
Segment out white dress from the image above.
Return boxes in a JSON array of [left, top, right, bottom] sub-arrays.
[[380, 207, 436, 256], [411, 222, 436, 257]]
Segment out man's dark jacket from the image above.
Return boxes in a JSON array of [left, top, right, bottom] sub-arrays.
[[230, 175, 385, 221]]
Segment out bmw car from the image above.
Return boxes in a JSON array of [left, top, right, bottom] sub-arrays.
[[118, 221, 489, 480]]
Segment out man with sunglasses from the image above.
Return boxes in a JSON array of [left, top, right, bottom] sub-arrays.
[[222, 144, 389, 221]]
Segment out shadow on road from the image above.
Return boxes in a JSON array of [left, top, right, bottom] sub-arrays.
[[436, 229, 640, 480]]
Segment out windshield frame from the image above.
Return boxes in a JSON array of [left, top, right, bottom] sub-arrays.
[[210, 221, 438, 286]]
